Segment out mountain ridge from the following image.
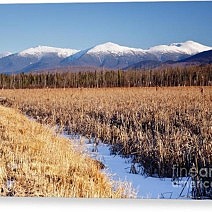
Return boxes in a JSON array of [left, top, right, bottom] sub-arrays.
[[179, 49, 212, 64], [18, 45, 79, 58], [0, 51, 12, 59], [0, 40, 211, 73]]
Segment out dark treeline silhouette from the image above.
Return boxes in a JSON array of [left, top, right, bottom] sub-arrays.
[[0, 65, 211, 89]]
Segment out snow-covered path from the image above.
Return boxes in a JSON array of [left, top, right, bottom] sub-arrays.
[[63, 133, 192, 199]]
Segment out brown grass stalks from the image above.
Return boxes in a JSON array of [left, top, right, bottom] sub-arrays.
[[0, 87, 211, 179], [0, 105, 129, 197]]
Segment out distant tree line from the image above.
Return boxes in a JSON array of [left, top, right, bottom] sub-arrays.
[[0, 65, 211, 89]]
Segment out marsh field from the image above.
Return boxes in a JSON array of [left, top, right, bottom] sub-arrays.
[[0, 86, 211, 198]]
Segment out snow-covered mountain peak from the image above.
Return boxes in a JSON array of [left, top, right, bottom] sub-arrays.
[[87, 42, 144, 55], [170, 41, 197, 47], [95, 42, 119, 48], [18, 45, 79, 58], [174, 40, 212, 54], [148, 40, 212, 55], [0, 51, 12, 59]]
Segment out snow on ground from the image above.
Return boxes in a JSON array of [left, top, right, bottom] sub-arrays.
[[25, 116, 192, 199], [62, 132, 192, 199]]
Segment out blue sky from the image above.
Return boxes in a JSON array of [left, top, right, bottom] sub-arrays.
[[0, 2, 212, 53]]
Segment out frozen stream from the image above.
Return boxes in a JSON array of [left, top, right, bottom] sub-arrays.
[[62, 132, 192, 199]]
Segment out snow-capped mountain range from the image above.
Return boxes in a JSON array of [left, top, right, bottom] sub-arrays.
[[0, 41, 211, 73]]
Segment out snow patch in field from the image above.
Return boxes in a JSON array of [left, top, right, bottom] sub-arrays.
[[63, 133, 192, 199]]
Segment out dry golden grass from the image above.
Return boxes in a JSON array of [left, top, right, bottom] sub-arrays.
[[0, 105, 129, 197], [0, 87, 211, 178]]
